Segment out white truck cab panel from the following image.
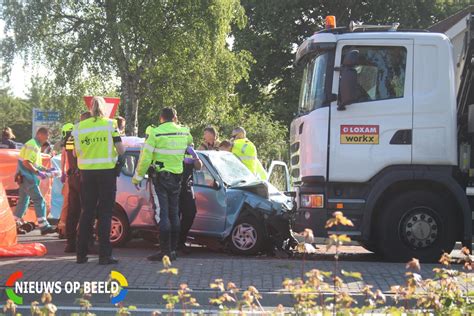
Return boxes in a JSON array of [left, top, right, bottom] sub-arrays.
[[412, 35, 458, 165]]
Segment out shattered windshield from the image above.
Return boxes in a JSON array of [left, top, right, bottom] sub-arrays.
[[205, 151, 258, 186]]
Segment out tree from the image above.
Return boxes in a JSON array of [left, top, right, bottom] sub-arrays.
[[1, 0, 249, 135], [233, 0, 472, 126]]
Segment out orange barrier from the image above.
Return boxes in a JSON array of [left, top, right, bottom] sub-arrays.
[[0, 149, 53, 222], [0, 181, 47, 257]]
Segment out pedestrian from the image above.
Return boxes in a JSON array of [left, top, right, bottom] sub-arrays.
[[60, 112, 91, 253], [1, 127, 17, 149], [218, 140, 233, 152], [116, 116, 126, 136], [132, 107, 193, 261], [231, 127, 258, 175], [72, 97, 125, 265], [198, 126, 220, 150], [14, 127, 56, 235], [178, 145, 202, 254]]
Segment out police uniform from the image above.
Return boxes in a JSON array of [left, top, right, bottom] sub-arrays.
[[14, 138, 54, 234], [61, 123, 82, 252], [232, 138, 258, 174], [72, 117, 121, 263], [133, 121, 192, 260]]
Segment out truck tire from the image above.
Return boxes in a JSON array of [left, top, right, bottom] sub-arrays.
[[376, 190, 456, 263], [228, 216, 265, 255]]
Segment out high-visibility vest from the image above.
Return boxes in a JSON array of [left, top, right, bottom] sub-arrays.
[[18, 138, 43, 183], [72, 117, 120, 170], [133, 122, 192, 181], [19, 138, 42, 167], [232, 138, 257, 174]]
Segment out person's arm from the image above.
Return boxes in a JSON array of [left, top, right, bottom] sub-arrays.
[[132, 135, 154, 185], [22, 159, 39, 173], [115, 142, 125, 155]]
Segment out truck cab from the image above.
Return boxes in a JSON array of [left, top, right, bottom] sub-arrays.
[[291, 11, 474, 262]]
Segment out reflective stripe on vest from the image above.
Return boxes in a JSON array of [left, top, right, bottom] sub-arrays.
[[155, 148, 186, 155]]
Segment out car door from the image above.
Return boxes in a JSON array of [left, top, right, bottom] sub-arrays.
[[116, 150, 155, 227], [189, 161, 227, 236], [329, 39, 414, 182]]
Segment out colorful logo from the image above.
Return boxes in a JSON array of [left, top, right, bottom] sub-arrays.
[[110, 270, 128, 304], [5, 271, 23, 304]]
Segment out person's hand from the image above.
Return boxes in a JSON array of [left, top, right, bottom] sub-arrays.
[[132, 178, 142, 190], [61, 173, 67, 183], [37, 171, 47, 180]]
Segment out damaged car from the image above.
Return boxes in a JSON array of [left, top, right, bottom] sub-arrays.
[[113, 146, 296, 255]]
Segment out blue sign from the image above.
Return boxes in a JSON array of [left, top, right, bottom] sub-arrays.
[[35, 110, 60, 122]]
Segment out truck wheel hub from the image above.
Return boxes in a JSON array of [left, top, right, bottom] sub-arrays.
[[401, 209, 438, 248]]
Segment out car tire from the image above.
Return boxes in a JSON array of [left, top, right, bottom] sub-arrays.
[[228, 216, 265, 255], [109, 206, 131, 247], [376, 190, 456, 263]]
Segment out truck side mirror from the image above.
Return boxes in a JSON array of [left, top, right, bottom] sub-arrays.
[[338, 50, 360, 111]]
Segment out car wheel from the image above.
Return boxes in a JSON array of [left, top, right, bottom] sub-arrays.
[[229, 216, 265, 255], [110, 207, 131, 247], [376, 190, 456, 263]]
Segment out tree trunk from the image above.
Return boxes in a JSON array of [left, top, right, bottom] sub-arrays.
[[121, 74, 139, 136]]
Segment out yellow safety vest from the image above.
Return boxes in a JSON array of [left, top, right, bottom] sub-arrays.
[[19, 138, 42, 167], [133, 122, 192, 181], [72, 117, 120, 170], [232, 138, 258, 174]]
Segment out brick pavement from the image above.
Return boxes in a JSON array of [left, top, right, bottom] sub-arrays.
[[0, 233, 470, 294]]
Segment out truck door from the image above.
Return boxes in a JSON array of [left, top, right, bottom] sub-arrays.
[[329, 39, 414, 182]]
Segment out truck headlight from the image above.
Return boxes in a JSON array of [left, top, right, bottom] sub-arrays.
[[300, 194, 324, 209]]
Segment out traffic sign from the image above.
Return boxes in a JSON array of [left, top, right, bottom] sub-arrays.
[[83, 96, 120, 118]]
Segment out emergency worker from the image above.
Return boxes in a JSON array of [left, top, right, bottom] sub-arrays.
[[178, 145, 202, 254], [14, 127, 56, 234], [231, 127, 258, 174], [132, 108, 192, 261], [72, 97, 124, 265], [198, 126, 220, 150], [60, 112, 91, 253]]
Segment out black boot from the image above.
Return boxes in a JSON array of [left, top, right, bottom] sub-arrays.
[[147, 234, 171, 262]]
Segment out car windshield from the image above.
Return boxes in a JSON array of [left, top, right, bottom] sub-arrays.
[[204, 151, 258, 186], [298, 51, 333, 113]]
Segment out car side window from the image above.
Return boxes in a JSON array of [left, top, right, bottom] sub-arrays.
[[121, 153, 138, 176], [193, 164, 215, 187], [341, 46, 407, 103]]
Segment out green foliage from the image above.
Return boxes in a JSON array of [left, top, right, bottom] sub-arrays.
[[1, 0, 252, 136], [0, 88, 31, 143]]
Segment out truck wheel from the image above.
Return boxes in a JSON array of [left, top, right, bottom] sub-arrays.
[[109, 207, 131, 247], [229, 216, 265, 255], [376, 190, 456, 262]]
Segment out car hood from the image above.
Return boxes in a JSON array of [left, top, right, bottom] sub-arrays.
[[231, 181, 293, 212]]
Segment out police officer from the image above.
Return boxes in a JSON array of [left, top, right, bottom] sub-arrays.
[[132, 108, 192, 261], [72, 97, 125, 265], [178, 145, 202, 254], [61, 112, 91, 253], [14, 127, 56, 234]]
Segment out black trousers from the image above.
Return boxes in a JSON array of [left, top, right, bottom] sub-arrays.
[[179, 188, 197, 245], [77, 169, 116, 258], [65, 171, 81, 245]]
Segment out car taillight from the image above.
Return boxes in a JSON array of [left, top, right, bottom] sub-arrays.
[[300, 194, 324, 208]]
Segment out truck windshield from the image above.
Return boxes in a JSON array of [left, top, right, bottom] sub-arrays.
[[298, 51, 333, 113]]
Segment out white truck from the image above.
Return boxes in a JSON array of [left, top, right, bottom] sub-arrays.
[[290, 8, 474, 262]]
